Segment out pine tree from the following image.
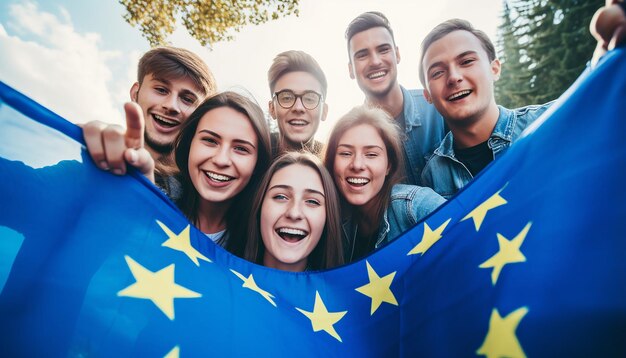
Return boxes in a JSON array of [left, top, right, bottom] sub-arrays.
[[496, 0, 602, 107]]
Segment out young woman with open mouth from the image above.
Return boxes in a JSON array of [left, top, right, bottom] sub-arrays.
[[324, 105, 446, 262], [233, 152, 344, 271]]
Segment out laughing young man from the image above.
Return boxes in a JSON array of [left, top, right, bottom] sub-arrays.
[[345, 12, 446, 186], [419, 14, 625, 199], [83, 46, 216, 199], [267, 50, 328, 158]]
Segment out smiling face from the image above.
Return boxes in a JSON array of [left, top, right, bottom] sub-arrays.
[[132, 74, 204, 155], [348, 27, 400, 100], [187, 106, 258, 207], [260, 164, 326, 272], [333, 124, 390, 209], [422, 30, 500, 127], [269, 71, 327, 149]]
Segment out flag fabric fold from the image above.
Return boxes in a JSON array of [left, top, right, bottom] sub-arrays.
[[1, 49, 625, 357]]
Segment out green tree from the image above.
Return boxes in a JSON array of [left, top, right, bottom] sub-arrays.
[[120, 0, 300, 48], [496, 0, 602, 107]]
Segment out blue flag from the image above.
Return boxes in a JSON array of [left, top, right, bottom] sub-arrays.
[[1, 49, 625, 357]]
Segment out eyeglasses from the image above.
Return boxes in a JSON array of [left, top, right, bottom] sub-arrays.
[[273, 90, 323, 110]]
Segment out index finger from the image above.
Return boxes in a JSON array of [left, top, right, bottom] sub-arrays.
[[124, 102, 144, 149]]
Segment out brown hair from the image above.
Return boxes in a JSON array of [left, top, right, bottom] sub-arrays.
[[240, 152, 344, 270], [323, 105, 404, 236], [174, 91, 271, 243], [137, 46, 217, 97], [267, 50, 328, 97], [419, 19, 496, 87], [345, 11, 395, 59]]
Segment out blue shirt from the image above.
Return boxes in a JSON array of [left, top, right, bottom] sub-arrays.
[[342, 184, 446, 262], [421, 104, 551, 199], [398, 86, 447, 186]]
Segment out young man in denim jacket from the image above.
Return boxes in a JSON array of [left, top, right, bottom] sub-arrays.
[[345, 12, 447, 186], [418, 16, 622, 199]]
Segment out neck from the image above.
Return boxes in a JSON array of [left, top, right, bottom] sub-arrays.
[[280, 137, 315, 153], [197, 199, 230, 234], [449, 103, 500, 149], [366, 84, 404, 118]]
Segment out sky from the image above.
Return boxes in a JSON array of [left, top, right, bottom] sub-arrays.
[[0, 0, 503, 141]]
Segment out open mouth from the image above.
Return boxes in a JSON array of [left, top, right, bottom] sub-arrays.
[[152, 114, 180, 128], [276, 227, 308, 243], [367, 70, 387, 80], [347, 177, 370, 187], [447, 90, 472, 102], [288, 119, 309, 127], [204, 171, 235, 183]]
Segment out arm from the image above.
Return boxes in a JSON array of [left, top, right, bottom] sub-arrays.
[[82, 102, 155, 182]]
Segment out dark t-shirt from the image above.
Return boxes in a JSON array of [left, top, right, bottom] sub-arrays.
[[454, 140, 493, 176]]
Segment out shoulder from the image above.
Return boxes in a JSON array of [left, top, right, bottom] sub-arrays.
[[391, 184, 445, 206]]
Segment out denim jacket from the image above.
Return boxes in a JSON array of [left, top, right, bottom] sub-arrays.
[[399, 86, 447, 186], [421, 104, 551, 199], [342, 184, 446, 262]]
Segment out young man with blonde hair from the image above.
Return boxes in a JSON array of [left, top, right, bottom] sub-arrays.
[[83, 46, 217, 199]]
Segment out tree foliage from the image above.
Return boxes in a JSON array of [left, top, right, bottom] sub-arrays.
[[119, 0, 300, 48], [496, 0, 602, 107]]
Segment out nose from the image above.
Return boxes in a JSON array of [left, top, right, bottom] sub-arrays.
[[286, 201, 303, 220], [447, 66, 463, 86], [371, 52, 383, 66], [350, 154, 365, 171], [212, 146, 232, 167], [291, 96, 305, 112], [162, 94, 181, 114]]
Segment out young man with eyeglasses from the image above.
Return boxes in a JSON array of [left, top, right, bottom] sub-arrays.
[[345, 12, 446, 186], [267, 50, 328, 158]]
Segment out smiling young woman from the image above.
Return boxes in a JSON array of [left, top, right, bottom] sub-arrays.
[[238, 152, 344, 271], [324, 105, 446, 262], [174, 91, 272, 247]]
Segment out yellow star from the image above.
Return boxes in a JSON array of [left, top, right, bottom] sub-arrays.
[[157, 220, 211, 266], [477, 307, 529, 358], [355, 261, 398, 315], [230, 269, 276, 307], [407, 219, 452, 256], [479, 222, 531, 285], [461, 184, 508, 231], [164, 345, 179, 358], [296, 291, 347, 342], [117, 255, 201, 320]]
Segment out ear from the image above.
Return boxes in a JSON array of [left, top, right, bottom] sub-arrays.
[[268, 100, 277, 120], [348, 62, 355, 79], [320, 103, 328, 122], [491, 58, 501, 81], [130, 82, 140, 102], [395, 46, 401, 64], [423, 89, 433, 104]]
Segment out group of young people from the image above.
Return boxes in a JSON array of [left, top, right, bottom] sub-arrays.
[[81, 4, 626, 272]]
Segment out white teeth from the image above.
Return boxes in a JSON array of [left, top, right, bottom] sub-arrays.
[[347, 177, 369, 184], [289, 120, 308, 126], [153, 114, 179, 126], [278, 228, 307, 236], [368, 71, 386, 79], [206, 172, 232, 182], [447, 90, 471, 101]]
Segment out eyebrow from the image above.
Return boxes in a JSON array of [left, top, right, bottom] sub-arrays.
[[198, 129, 257, 149], [426, 50, 478, 74], [268, 184, 325, 198], [337, 144, 384, 151]]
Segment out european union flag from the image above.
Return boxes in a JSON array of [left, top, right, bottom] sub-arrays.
[[1, 49, 625, 357]]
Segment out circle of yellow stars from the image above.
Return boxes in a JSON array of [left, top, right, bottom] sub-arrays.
[[115, 182, 532, 355]]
